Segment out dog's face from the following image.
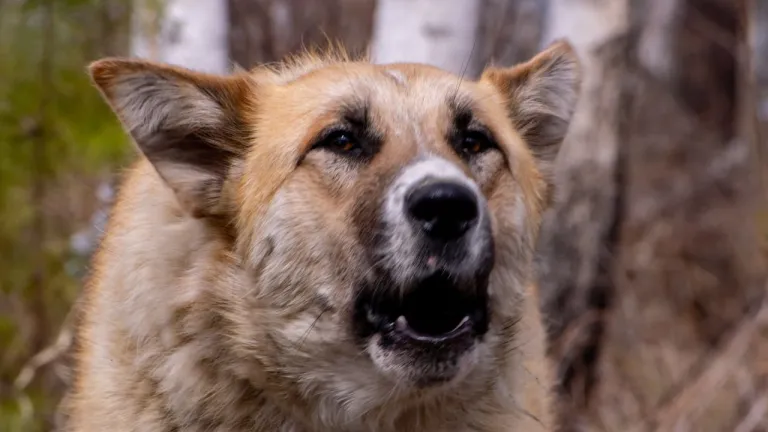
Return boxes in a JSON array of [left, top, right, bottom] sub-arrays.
[[90, 43, 579, 407]]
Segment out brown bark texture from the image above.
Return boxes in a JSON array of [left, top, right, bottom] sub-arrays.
[[228, 0, 376, 68], [536, 34, 624, 429], [539, 0, 768, 430], [476, 0, 546, 68], [228, 0, 544, 73]]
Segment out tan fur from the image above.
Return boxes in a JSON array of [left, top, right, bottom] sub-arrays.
[[65, 42, 580, 432]]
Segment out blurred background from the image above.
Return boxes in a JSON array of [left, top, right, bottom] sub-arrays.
[[0, 0, 766, 431]]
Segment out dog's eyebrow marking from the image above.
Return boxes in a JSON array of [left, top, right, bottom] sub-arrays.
[[447, 94, 477, 127], [447, 96, 497, 142], [339, 97, 371, 127], [384, 69, 408, 87], [324, 98, 384, 160]]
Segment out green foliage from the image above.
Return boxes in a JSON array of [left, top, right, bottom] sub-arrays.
[[0, 1, 134, 430]]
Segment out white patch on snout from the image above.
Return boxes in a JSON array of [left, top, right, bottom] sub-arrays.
[[380, 157, 486, 283], [386, 157, 480, 217], [387, 157, 480, 205]]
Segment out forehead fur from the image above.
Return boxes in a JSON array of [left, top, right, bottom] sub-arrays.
[[259, 45, 364, 85]]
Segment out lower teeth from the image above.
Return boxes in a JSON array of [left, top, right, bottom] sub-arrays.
[[395, 316, 408, 331], [451, 316, 470, 332]]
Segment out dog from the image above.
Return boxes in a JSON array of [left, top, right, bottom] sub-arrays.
[[63, 40, 580, 431]]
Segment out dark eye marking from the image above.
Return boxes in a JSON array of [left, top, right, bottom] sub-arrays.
[[307, 102, 382, 163], [312, 128, 366, 158], [450, 107, 499, 160], [456, 128, 497, 158]]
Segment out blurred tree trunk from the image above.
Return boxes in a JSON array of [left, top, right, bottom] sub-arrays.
[[476, 0, 546, 68], [132, 0, 229, 73], [601, 1, 765, 430], [754, 0, 768, 207], [539, 0, 767, 430], [535, 0, 628, 428], [754, 0, 768, 99], [370, 0, 482, 77], [227, 0, 542, 77], [228, 0, 375, 69]]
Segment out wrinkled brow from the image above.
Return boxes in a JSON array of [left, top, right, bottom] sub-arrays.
[[338, 98, 371, 129], [336, 98, 384, 149], [298, 96, 383, 157], [446, 94, 495, 133]]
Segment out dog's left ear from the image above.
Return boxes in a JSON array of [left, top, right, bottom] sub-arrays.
[[481, 40, 581, 179]]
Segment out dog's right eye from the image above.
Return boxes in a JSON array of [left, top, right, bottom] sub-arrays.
[[314, 130, 365, 158]]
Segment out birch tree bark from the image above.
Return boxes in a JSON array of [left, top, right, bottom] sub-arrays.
[[370, 0, 482, 77], [229, 0, 540, 77], [132, 0, 229, 73]]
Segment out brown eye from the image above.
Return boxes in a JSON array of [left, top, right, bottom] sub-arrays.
[[316, 130, 363, 157], [459, 130, 495, 157], [339, 136, 356, 152]]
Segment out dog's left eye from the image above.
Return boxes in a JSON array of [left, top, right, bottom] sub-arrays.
[[315, 130, 364, 157], [458, 130, 496, 157]]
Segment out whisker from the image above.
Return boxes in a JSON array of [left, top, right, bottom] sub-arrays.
[[297, 306, 331, 349], [452, 32, 479, 105]]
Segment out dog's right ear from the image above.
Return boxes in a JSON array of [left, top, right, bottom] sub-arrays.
[[480, 40, 580, 182], [89, 59, 254, 217]]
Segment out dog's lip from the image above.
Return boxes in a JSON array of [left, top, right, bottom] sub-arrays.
[[394, 315, 472, 342]]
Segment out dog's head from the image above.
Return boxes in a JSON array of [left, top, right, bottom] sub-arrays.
[[89, 42, 579, 410]]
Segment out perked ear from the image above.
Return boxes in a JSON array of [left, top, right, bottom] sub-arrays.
[[481, 40, 581, 178], [88, 59, 254, 217]]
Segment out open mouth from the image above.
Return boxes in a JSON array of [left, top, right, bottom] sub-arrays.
[[360, 271, 490, 344]]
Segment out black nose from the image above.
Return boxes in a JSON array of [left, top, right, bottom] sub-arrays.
[[405, 181, 479, 241]]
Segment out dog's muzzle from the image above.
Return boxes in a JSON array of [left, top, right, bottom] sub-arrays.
[[353, 166, 495, 384]]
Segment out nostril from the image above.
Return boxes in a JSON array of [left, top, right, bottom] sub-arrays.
[[405, 181, 479, 240]]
